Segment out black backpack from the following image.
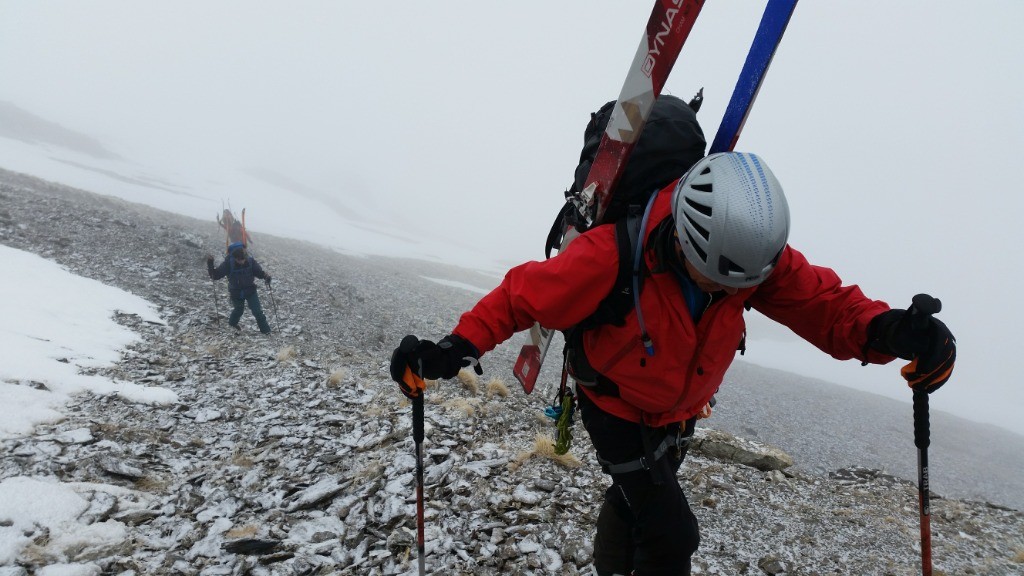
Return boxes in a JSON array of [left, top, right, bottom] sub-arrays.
[[554, 94, 708, 390], [553, 93, 707, 327], [545, 93, 707, 259]]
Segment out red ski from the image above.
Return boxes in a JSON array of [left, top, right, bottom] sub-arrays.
[[217, 206, 252, 252], [513, 0, 706, 393]]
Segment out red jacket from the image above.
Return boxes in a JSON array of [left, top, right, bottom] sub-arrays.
[[454, 185, 894, 427]]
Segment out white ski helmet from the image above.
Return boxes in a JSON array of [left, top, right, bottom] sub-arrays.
[[671, 152, 790, 288]]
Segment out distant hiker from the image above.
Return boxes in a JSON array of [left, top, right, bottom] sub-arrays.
[[390, 151, 956, 575], [207, 242, 272, 334]]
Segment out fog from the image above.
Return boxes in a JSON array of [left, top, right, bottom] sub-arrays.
[[1, 1, 1022, 435]]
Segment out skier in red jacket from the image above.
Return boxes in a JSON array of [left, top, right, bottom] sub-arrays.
[[391, 152, 955, 575]]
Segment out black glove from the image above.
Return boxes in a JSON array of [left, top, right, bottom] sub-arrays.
[[391, 335, 425, 399], [390, 334, 482, 398], [868, 299, 956, 393], [264, 274, 272, 285]]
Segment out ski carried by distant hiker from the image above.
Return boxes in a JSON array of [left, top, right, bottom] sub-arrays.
[[217, 205, 252, 252]]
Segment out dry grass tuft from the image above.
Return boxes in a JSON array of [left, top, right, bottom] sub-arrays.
[[486, 378, 509, 399], [134, 476, 170, 493], [508, 433, 582, 471], [230, 449, 255, 468], [1013, 548, 1024, 563], [205, 343, 221, 357], [443, 398, 478, 418], [327, 369, 346, 387], [226, 524, 259, 539], [276, 345, 296, 362], [357, 462, 385, 480], [456, 369, 479, 395]]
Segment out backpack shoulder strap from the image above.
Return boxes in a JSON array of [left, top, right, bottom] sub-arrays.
[[573, 206, 646, 331], [612, 205, 646, 319], [561, 206, 647, 390]]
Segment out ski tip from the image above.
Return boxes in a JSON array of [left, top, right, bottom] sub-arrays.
[[513, 345, 541, 394]]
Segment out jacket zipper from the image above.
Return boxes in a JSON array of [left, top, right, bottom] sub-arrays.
[[669, 301, 723, 415], [596, 331, 640, 375]]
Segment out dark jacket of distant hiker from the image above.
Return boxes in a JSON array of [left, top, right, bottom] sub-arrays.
[[208, 253, 267, 299]]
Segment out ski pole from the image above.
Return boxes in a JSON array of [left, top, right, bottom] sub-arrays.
[[209, 278, 220, 322], [413, 392, 427, 575], [908, 293, 940, 576], [398, 365, 429, 575], [914, 388, 931, 576], [265, 279, 280, 328]]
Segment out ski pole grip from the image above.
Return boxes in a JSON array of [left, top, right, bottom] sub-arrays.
[[909, 294, 936, 450], [909, 294, 941, 330], [913, 389, 930, 450], [412, 395, 425, 444]]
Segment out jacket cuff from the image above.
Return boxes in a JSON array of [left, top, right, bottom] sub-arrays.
[[861, 310, 900, 365]]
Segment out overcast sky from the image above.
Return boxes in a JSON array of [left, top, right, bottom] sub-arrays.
[[2, 1, 1023, 435]]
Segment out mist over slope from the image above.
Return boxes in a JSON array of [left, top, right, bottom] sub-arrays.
[[711, 361, 1024, 510]]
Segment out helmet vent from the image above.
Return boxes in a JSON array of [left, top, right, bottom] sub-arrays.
[[685, 230, 707, 262], [671, 151, 789, 288], [685, 197, 712, 216], [718, 255, 745, 275], [685, 214, 709, 241]]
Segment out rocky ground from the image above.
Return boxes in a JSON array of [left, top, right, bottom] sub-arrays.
[[1, 168, 1022, 575]]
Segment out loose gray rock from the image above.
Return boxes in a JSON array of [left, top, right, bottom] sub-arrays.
[[692, 429, 794, 471], [222, 539, 281, 555]]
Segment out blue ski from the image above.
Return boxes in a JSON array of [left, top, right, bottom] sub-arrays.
[[710, 0, 798, 154]]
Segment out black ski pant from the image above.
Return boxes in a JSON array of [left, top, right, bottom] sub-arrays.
[[228, 291, 271, 334], [578, 389, 699, 576]]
